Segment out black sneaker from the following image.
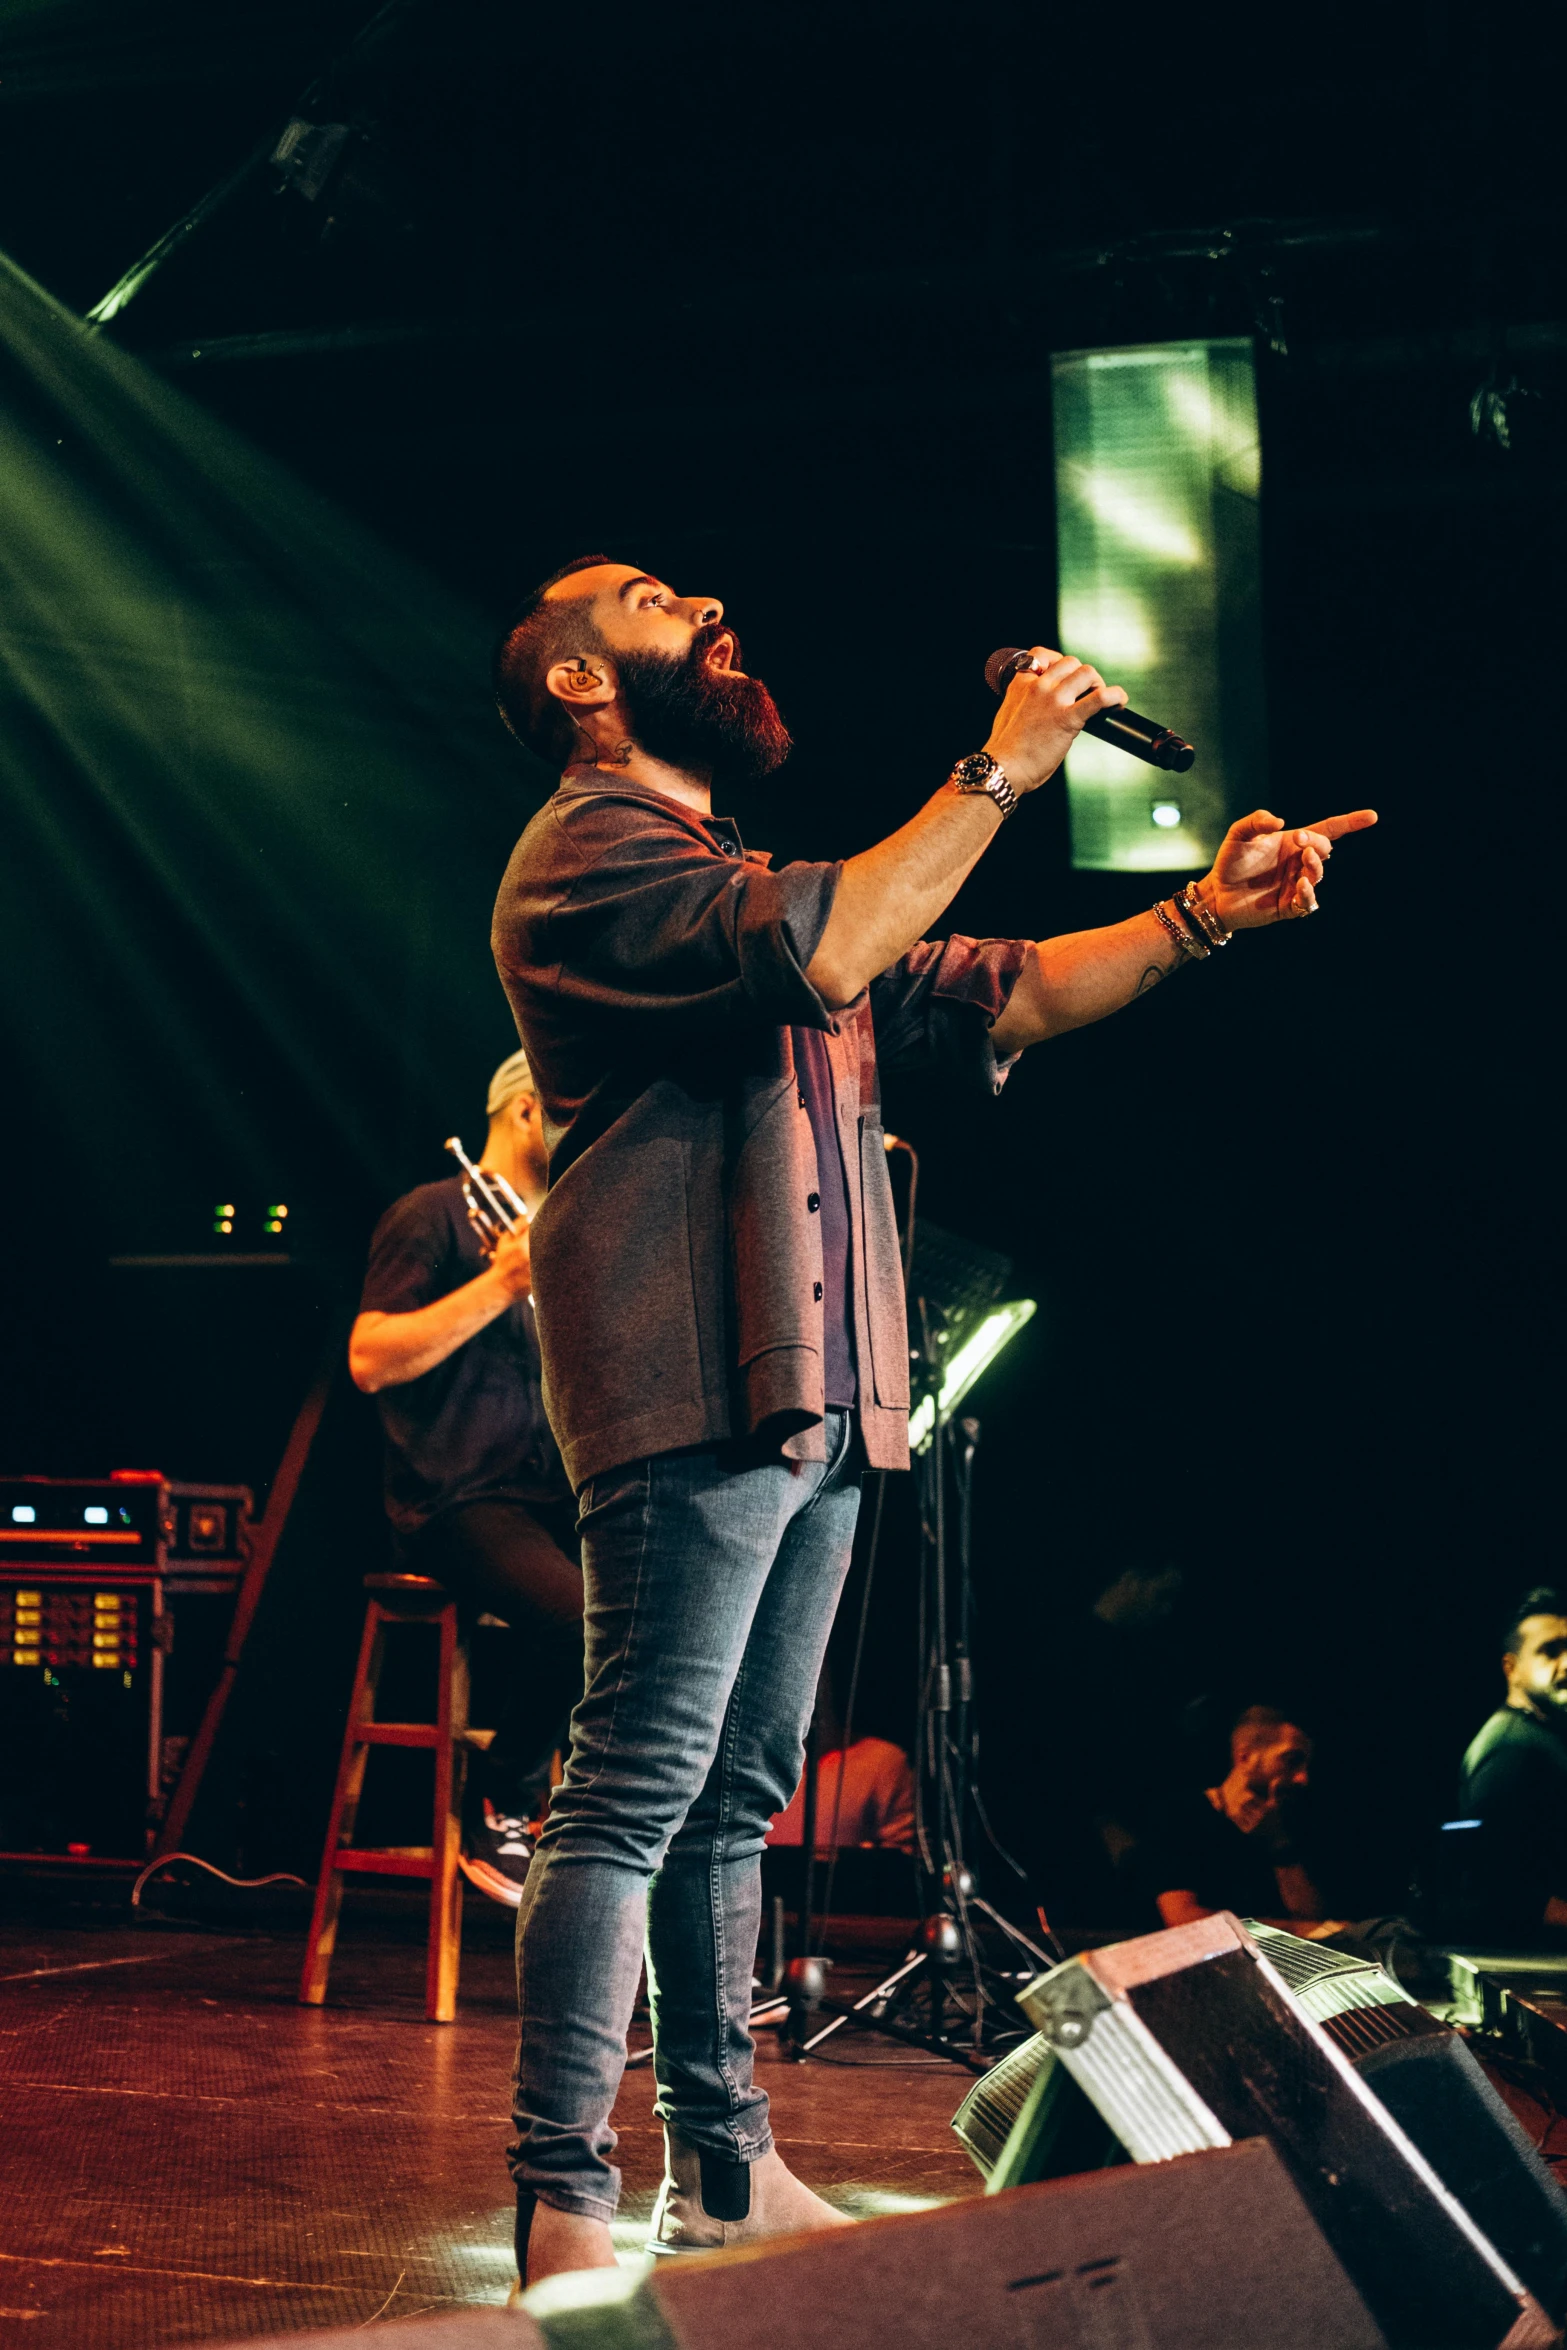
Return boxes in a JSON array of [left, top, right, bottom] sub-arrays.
[[459, 1800, 535, 1907]]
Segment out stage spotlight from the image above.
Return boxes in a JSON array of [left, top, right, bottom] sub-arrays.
[[1052, 338, 1267, 874], [271, 118, 352, 205], [909, 1298, 1036, 1452]]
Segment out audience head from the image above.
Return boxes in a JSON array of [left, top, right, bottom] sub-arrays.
[[1501, 1589, 1567, 1721], [1091, 1562, 1183, 1633]]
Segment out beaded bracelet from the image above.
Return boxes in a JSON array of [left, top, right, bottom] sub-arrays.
[[1150, 898, 1207, 960]]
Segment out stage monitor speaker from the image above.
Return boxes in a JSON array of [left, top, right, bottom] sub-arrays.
[[1356, 2028, 1567, 2325], [951, 2026, 1125, 2190], [204, 2145, 1383, 2349], [221, 2317, 538, 2350], [514, 2137, 1384, 2349], [1019, 1914, 1547, 2350], [954, 1917, 1448, 2189]]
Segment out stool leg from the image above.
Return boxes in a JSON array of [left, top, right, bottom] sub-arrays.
[[426, 1606, 468, 2023], [300, 1602, 387, 2007]]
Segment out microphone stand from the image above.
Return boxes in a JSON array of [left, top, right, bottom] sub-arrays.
[[799, 1702, 821, 1951], [786, 1319, 1049, 2072]]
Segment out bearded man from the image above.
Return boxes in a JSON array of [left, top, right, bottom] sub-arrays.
[[1141, 1705, 1341, 1935], [1459, 1589, 1567, 1938], [489, 552, 1375, 2286]]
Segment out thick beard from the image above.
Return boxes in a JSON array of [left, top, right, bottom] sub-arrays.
[[614, 621, 792, 785]]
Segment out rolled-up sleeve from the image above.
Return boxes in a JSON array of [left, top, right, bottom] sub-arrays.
[[870, 934, 1031, 1095], [495, 795, 840, 1041]]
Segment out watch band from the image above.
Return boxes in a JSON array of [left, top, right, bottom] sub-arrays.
[[948, 751, 1019, 821]]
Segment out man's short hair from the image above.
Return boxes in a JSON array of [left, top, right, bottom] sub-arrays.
[[1501, 1588, 1567, 1657], [491, 553, 617, 769]]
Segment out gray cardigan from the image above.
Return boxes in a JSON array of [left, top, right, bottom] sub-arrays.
[[491, 770, 1027, 1491]]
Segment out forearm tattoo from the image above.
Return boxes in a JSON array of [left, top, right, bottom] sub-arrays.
[[1132, 936, 1193, 1000]]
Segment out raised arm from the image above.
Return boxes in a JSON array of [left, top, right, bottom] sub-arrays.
[[804, 649, 1126, 1007], [349, 1226, 532, 1393], [990, 805, 1378, 1054], [803, 641, 1374, 1035]]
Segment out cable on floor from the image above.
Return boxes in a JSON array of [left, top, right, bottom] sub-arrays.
[[131, 1852, 309, 1907]]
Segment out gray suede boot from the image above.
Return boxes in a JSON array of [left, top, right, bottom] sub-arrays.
[[646, 2126, 853, 2255]]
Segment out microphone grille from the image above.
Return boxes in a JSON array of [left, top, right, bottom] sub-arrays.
[[984, 646, 1027, 696]]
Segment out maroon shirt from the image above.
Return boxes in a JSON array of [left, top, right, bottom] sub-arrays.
[[491, 769, 1027, 1490]]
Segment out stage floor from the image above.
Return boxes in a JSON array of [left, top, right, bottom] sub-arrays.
[[0, 1902, 982, 2348]]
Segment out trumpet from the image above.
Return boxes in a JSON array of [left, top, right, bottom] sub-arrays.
[[445, 1136, 529, 1250]]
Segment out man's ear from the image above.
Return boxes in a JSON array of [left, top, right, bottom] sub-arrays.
[[545, 655, 615, 710]]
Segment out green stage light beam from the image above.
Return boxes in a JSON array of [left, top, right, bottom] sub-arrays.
[[0, 245, 548, 1228]]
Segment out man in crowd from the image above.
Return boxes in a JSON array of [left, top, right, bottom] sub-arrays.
[[1136, 1704, 1343, 1934], [489, 553, 1375, 2282], [1458, 1589, 1567, 1938], [348, 1049, 583, 1906]]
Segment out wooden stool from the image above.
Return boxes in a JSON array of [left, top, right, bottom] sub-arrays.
[[300, 1573, 471, 2022]]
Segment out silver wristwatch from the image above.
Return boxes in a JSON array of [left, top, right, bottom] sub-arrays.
[[948, 750, 1019, 821]]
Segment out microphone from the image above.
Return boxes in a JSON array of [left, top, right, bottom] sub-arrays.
[[984, 647, 1196, 773]]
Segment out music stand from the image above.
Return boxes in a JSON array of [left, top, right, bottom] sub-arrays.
[[785, 1214, 1049, 2068]]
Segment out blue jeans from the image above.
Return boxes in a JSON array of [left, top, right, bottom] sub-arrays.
[[508, 1412, 862, 2220]]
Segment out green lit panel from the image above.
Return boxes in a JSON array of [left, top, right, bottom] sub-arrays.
[[1051, 338, 1265, 872]]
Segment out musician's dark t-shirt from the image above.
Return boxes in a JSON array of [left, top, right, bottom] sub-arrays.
[[1134, 1786, 1293, 1924], [359, 1177, 568, 1548], [1459, 1707, 1567, 1933]]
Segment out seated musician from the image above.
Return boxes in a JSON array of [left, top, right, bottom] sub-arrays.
[[766, 1739, 916, 1855], [768, 1672, 917, 1857], [1458, 1589, 1567, 1939], [1136, 1705, 1345, 1936], [348, 1048, 583, 1906]]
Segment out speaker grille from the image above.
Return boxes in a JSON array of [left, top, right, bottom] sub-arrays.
[[950, 2033, 1048, 2172], [1321, 2002, 1438, 2061], [1245, 1922, 1422, 2029]]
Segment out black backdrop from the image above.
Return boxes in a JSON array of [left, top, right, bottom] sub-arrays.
[[0, 0, 1562, 1913]]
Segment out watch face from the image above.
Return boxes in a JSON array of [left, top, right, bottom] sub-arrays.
[[953, 753, 997, 788]]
